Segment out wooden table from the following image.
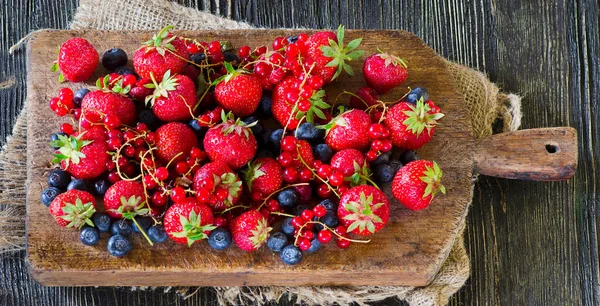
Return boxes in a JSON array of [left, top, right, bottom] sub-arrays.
[[0, 1, 597, 305]]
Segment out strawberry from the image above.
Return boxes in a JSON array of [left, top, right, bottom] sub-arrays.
[[103, 180, 148, 219], [383, 99, 444, 150], [164, 198, 216, 246], [75, 125, 107, 142], [144, 70, 197, 122], [392, 160, 446, 211], [50, 133, 108, 180], [81, 88, 136, 126], [318, 109, 371, 151], [133, 26, 189, 81], [51, 37, 98, 82], [203, 112, 257, 170], [304, 25, 364, 84], [229, 209, 272, 252], [49, 190, 96, 229], [192, 161, 243, 211], [291, 140, 315, 169], [349, 86, 380, 110], [242, 157, 283, 197], [337, 185, 389, 236], [363, 50, 408, 94], [330, 149, 366, 177], [214, 62, 263, 117], [155, 122, 199, 164]]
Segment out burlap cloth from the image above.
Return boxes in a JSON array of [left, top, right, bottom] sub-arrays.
[[1, 0, 523, 305]]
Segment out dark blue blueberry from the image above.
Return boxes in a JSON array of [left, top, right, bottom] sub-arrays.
[[93, 179, 111, 197], [92, 212, 112, 233], [256, 150, 274, 158], [281, 217, 295, 237], [257, 127, 272, 147], [223, 51, 239, 63], [294, 204, 309, 216], [67, 179, 90, 192], [295, 122, 324, 143], [374, 164, 395, 183], [267, 232, 288, 252], [256, 95, 273, 118], [138, 109, 158, 129], [132, 217, 152, 234], [390, 160, 404, 172], [107, 234, 132, 257], [188, 118, 203, 133], [80, 226, 100, 246], [371, 151, 391, 167], [280, 245, 303, 265], [268, 129, 284, 153], [102, 48, 128, 70], [50, 132, 67, 149], [277, 189, 298, 208], [286, 35, 299, 44], [114, 66, 136, 76], [148, 225, 168, 243], [319, 199, 337, 212], [243, 116, 263, 136], [405, 87, 429, 104], [399, 150, 419, 165], [208, 228, 232, 250], [313, 143, 333, 163], [110, 219, 132, 236], [306, 238, 321, 253], [41, 187, 61, 207], [47, 169, 71, 189], [190, 53, 207, 65], [315, 211, 338, 232], [332, 104, 350, 117], [73, 88, 90, 107]]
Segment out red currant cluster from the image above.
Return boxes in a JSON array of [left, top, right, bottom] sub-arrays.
[[276, 136, 315, 183], [290, 205, 355, 250], [49, 88, 76, 117], [365, 123, 393, 162]]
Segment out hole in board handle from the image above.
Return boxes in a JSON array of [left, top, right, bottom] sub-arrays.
[[545, 142, 559, 154]]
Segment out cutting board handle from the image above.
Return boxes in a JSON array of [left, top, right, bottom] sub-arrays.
[[473, 127, 578, 181]]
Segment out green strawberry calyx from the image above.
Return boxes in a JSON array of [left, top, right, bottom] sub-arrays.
[[60, 197, 96, 229], [145, 70, 179, 107], [249, 217, 272, 249], [172, 210, 217, 247], [219, 111, 257, 140], [50, 134, 92, 169], [402, 98, 445, 136], [143, 25, 177, 56], [96, 74, 131, 95], [242, 160, 265, 192], [316, 110, 349, 137], [343, 192, 385, 234], [349, 160, 377, 188], [320, 25, 365, 80], [211, 62, 249, 86], [294, 89, 331, 124], [50, 62, 66, 83], [420, 161, 446, 199], [112, 195, 149, 220], [213, 172, 243, 207], [376, 48, 408, 68]]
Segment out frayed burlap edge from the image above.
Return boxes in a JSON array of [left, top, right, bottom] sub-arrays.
[[0, 0, 522, 305]]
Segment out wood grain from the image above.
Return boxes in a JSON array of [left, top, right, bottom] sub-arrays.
[[25, 29, 475, 287]]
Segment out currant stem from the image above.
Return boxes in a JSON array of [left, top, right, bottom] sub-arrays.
[[131, 217, 154, 246], [216, 204, 251, 215], [293, 220, 370, 246], [359, 174, 380, 190], [294, 145, 340, 198], [269, 211, 295, 218]]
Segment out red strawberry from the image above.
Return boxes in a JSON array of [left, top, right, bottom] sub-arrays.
[[349, 87, 380, 110], [319, 109, 371, 151], [303, 25, 364, 84], [193, 161, 243, 211], [363, 51, 408, 94], [330, 149, 366, 177], [164, 198, 216, 246], [51, 134, 108, 180], [103, 180, 148, 219], [133, 26, 189, 81], [229, 209, 272, 252], [155, 122, 199, 164], [52, 37, 98, 82], [49, 190, 96, 229], [203, 112, 257, 169], [145, 70, 197, 122], [81, 89, 136, 126], [242, 157, 283, 197], [392, 160, 446, 211], [383, 99, 444, 150], [75, 125, 107, 142], [214, 62, 263, 117], [337, 185, 389, 236]]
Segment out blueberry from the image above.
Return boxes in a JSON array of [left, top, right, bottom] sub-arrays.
[[92, 212, 111, 233], [110, 219, 132, 236], [223, 51, 239, 63], [399, 151, 419, 165], [107, 234, 132, 257], [319, 199, 337, 212], [138, 109, 158, 129], [208, 228, 232, 250], [80, 226, 100, 246], [256, 95, 273, 118], [102, 48, 128, 70], [93, 179, 111, 197], [256, 150, 273, 158], [267, 232, 288, 252], [374, 164, 395, 183], [148, 225, 168, 243], [371, 151, 391, 167], [280, 245, 303, 265], [268, 129, 284, 153], [41, 187, 61, 207], [132, 217, 152, 234], [67, 179, 90, 192], [295, 122, 324, 143], [332, 104, 350, 117], [281, 218, 295, 237], [316, 211, 338, 231], [190, 53, 206, 65], [294, 204, 309, 216], [50, 132, 67, 149], [243, 116, 263, 136], [313, 144, 333, 163], [389, 160, 404, 172], [114, 66, 137, 77], [286, 35, 299, 44], [188, 118, 204, 133], [47, 169, 71, 189], [277, 189, 298, 208], [405, 87, 429, 104], [73, 88, 90, 107], [257, 128, 272, 147], [306, 238, 321, 253]]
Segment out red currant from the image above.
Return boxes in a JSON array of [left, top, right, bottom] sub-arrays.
[[254, 62, 272, 78], [283, 167, 299, 183], [211, 52, 225, 64], [308, 76, 324, 89], [143, 175, 157, 189], [281, 136, 298, 152], [268, 68, 286, 84], [58, 88, 74, 103], [151, 191, 168, 206], [215, 188, 229, 201], [155, 167, 169, 181], [312, 205, 327, 218], [123, 131, 135, 142], [366, 150, 378, 162], [175, 161, 188, 174], [336, 237, 351, 249], [298, 168, 313, 182], [303, 230, 315, 241], [269, 52, 284, 65], [106, 138, 122, 151], [317, 164, 332, 178], [123, 74, 137, 87], [317, 184, 332, 198], [335, 225, 347, 236], [297, 33, 309, 42], [300, 209, 314, 221], [272, 37, 285, 50], [381, 140, 392, 152], [60, 123, 74, 135], [368, 123, 385, 139], [208, 41, 221, 54], [337, 184, 350, 194], [72, 108, 82, 120], [317, 230, 333, 243], [195, 188, 211, 203], [267, 199, 280, 212], [254, 46, 267, 56], [107, 170, 121, 183], [285, 89, 299, 103], [124, 146, 135, 157], [187, 43, 199, 54], [238, 45, 251, 58], [298, 238, 311, 251], [277, 152, 294, 167], [214, 217, 227, 228], [291, 216, 305, 228], [198, 178, 215, 191], [297, 99, 311, 112], [106, 160, 116, 171], [328, 172, 345, 186], [170, 187, 186, 202], [285, 44, 299, 58]]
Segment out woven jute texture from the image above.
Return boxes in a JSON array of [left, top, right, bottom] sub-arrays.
[[1, 0, 522, 305]]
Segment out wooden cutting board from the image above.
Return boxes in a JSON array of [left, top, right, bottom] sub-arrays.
[[25, 30, 577, 287]]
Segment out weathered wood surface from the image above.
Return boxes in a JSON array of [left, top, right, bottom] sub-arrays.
[[1, 0, 598, 305]]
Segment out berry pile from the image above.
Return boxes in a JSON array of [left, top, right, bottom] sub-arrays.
[[42, 25, 446, 264]]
